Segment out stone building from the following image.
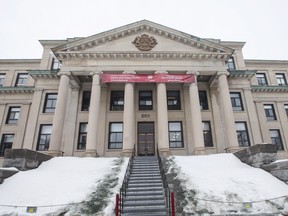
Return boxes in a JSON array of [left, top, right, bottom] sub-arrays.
[[0, 20, 288, 166]]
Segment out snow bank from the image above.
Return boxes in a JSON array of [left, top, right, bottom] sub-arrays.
[[173, 154, 288, 214], [0, 157, 128, 215]]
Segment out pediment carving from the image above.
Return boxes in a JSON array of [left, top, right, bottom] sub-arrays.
[[132, 34, 157, 51]]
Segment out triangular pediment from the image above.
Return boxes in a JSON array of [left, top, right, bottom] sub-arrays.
[[52, 20, 234, 60]]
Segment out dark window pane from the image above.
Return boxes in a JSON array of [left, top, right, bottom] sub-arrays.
[[78, 123, 87, 150], [236, 122, 250, 147], [199, 91, 209, 110], [81, 91, 91, 111], [167, 91, 181, 110], [202, 121, 213, 147], [0, 134, 14, 157], [230, 92, 243, 111], [6, 107, 21, 124], [139, 91, 153, 110], [110, 91, 124, 111], [270, 129, 284, 150], [37, 125, 52, 151], [108, 122, 123, 149], [15, 73, 28, 87], [168, 122, 183, 148], [44, 93, 57, 113]]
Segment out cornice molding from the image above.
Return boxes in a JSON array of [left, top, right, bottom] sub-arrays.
[[56, 51, 230, 60], [0, 87, 34, 94]]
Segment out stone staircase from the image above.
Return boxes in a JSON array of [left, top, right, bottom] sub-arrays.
[[122, 156, 167, 216]]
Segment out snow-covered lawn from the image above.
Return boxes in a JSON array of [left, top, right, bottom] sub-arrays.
[[169, 154, 288, 215], [0, 157, 129, 216]]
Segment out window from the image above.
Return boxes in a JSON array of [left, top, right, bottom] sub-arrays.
[[15, 73, 28, 87], [43, 93, 57, 113], [0, 74, 5, 86], [108, 122, 123, 149], [139, 91, 153, 110], [226, 57, 236, 70], [0, 134, 14, 157], [6, 107, 20, 124], [78, 123, 87, 150], [51, 57, 61, 70], [276, 73, 287, 86], [264, 104, 276, 121], [230, 92, 243, 111], [167, 91, 181, 110], [256, 73, 268, 86], [110, 91, 124, 111], [37, 125, 52, 151], [81, 91, 91, 111], [270, 129, 284, 150], [285, 104, 288, 117], [202, 121, 213, 147], [168, 122, 183, 148], [235, 122, 250, 147], [199, 91, 209, 110]]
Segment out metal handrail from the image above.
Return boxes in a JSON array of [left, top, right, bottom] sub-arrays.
[[118, 145, 136, 215], [157, 147, 173, 216]]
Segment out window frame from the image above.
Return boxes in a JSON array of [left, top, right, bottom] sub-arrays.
[[108, 122, 123, 149], [139, 90, 153, 110], [284, 104, 288, 117], [77, 122, 88, 150], [264, 104, 277, 121], [43, 93, 57, 113], [199, 91, 209, 110], [81, 91, 91, 111], [0, 134, 14, 157], [0, 73, 5, 87], [269, 129, 284, 151], [15, 73, 28, 87], [256, 73, 268, 86], [168, 121, 183, 148], [167, 90, 181, 110], [276, 73, 287, 86], [110, 91, 124, 111], [230, 92, 244, 111], [226, 57, 236, 70], [202, 121, 213, 147], [37, 124, 52, 151], [51, 57, 61, 70], [235, 122, 250, 147], [6, 106, 21, 124]]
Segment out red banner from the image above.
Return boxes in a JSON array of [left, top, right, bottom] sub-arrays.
[[101, 74, 195, 83]]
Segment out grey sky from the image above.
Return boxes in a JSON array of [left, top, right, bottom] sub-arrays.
[[0, 0, 287, 60]]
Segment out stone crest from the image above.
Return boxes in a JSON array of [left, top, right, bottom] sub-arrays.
[[132, 34, 157, 51]]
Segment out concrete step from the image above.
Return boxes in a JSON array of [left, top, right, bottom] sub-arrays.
[[129, 176, 162, 182], [126, 190, 164, 196], [123, 199, 165, 207], [122, 205, 166, 213], [124, 195, 165, 201], [128, 179, 162, 184], [128, 182, 163, 188], [122, 213, 166, 216], [132, 170, 159, 174], [130, 172, 160, 176], [127, 186, 163, 192]]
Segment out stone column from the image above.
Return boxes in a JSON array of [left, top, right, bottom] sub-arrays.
[[217, 71, 239, 151], [122, 71, 135, 156], [156, 71, 170, 155], [85, 72, 102, 157], [187, 71, 205, 154], [23, 89, 43, 149], [243, 88, 262, 144], [49, 72, 71, 156]]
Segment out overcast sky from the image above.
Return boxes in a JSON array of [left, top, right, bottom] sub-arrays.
[[1, 0, 287, 60]]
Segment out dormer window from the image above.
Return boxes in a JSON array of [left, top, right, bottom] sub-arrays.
[[226, 57, 236, 70]]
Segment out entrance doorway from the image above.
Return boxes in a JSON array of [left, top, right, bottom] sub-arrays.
[[137, 122, 155, 156]]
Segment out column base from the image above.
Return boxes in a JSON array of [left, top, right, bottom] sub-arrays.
[[84, 150, 99, 157], [225, 146, 241, 153], [158, 148, 170, 156], [47, 150, 64, 157], [121, 149, 133, 157], [193, 147, 206, 155]]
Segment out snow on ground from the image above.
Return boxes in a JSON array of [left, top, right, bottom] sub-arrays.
[[173, 154, 288, 215], [0, 157, 129, 216]]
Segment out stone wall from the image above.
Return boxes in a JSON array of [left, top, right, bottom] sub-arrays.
[[234, 144, 288, 184], [3, 149, 52, 171]]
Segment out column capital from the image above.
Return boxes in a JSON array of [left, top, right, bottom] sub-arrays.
[[57, 71, 71, 76], [90, 71, 102, 76], [123, 70, 136, 74], [217, 71, 230, 77], [186, 71, 199, 76], [155, 71, 168, 74]]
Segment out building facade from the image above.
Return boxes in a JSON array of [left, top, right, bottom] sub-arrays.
[[0, 20, 288, 166]]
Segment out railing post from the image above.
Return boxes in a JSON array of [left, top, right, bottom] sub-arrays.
[[171, 192, 175, 216], [115, 193, 119, 216]]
